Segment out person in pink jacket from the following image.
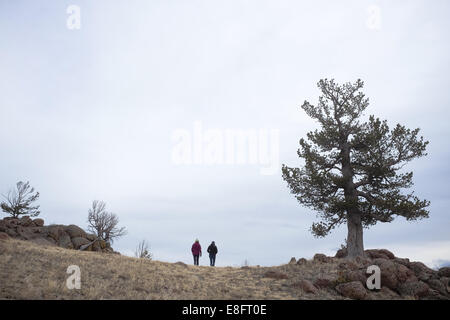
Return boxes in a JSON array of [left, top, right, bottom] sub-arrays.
[[191, 239, 202, 265]]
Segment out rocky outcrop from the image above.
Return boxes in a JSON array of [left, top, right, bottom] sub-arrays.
[[288, 248, 450, 300], [0, 216, 118, 254], [332, 248, 449, 300]]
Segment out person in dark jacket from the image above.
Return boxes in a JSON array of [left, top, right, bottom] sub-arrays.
[[207, 241, 218, 266], [191, 239, 202, 266]]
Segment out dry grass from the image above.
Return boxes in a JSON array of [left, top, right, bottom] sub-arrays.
[[0, 239, 350, 300]]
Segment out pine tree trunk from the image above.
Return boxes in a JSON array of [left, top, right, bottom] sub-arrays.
[[346, 211, 364, 258], [340, 139, 365, 258]]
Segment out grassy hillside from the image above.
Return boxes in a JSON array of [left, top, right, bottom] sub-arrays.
[[1, 238, 448, 300], [0, 238, 341, 299]]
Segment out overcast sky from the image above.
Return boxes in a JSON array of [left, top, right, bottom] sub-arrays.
[[1, 0, 449, 268]]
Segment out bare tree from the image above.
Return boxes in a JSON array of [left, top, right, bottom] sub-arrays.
[[1, 181, 40, 217], [87, 200, 126, 244], [135, 240, 152, 259]]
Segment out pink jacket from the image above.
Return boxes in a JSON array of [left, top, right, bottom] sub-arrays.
[[191, 242, 201, 255]]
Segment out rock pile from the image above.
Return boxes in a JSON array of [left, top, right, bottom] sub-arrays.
[[0, 216, 118, 254], [292, 248, 449, 300]]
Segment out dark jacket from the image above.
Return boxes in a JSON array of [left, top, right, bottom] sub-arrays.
[[207, 244, 218, 256]]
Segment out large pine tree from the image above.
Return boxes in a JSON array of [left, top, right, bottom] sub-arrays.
[[282, 79, 430, 257]]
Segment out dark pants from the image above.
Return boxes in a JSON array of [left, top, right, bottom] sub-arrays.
[[193, 254, 199, 265], [209, 254, 216, 266]]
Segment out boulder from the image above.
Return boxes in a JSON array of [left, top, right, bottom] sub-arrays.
[[393, 257, 410, 267], [336, 281, 367, 300], [19, 215, 33, 227], [65, 225, 87, 239], [378, 249, 395, 259], [0, 232, 9, 241], [5, 228, 18, 237], [292, 280, 318, 294], [314, 277, 335, 289], [58, 234, 74, 249], [440, 277, 450, 293], [371, 258, 416, 290], [409, 262, 438, 281], [16, 226, 41, 240], [421, 289, 449, 300], [71, 237, 90, 249], [297, 258, 307, 265], [365, 249, 395, 260], [395, 263, 417, 283], [338, 260, 359, 271], [289, 257, 297, 265], [409, 261, 436, 274], [427, 279, 447, 295], [6, 218, 19, 226], [32, 218, 44, 227], [367, 286, 400, 300], [398, 281, 430, 299], [32, 226, 46, 234], [342, 270, 367, 285], [335, 248, 347, 259], [438, 267, 450, 278], [313, 253, 332, 263], [0, 220, 6, 232], [47, 225, 65, 241], [379, 286, 399, 298]]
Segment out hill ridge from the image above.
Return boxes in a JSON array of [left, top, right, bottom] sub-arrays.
[[0, 236, 449, 300]]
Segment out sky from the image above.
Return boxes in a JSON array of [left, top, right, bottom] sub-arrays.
[[0, 0, 449, 268]]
